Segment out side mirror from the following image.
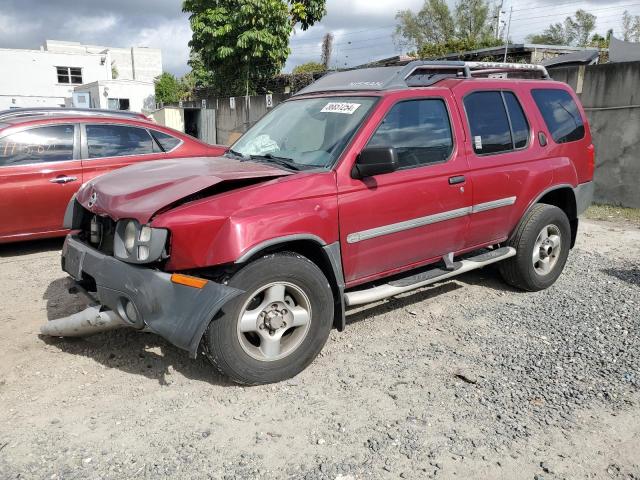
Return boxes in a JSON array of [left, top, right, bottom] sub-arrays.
[[351, 147, 399, 179]]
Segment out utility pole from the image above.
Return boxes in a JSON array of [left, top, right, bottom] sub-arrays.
[[503, 5, 513, 62], [495, 0, 504, 40]]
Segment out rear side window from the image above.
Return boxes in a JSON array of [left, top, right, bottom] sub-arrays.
[[367, 99, 453, 169], [531, 89, 585, 144], [0, 125, 75, 166], [150, 130, 181, 152], [86, 124, 155, 159], [464, 91, 530, 155]]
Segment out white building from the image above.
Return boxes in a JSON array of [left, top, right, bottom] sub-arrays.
[[0, 40, 162, 113]]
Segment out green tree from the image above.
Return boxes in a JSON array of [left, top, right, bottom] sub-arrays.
[[395, 0, 502, 58], [292, 61, 326, 74], [622, 10, 640, 42], [527, 9, 597, 47], [183, 0, 326, 96], [154, 73, 184, 104]]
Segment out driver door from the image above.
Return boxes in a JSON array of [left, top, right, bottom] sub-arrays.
[[337, 92, 472, 285]]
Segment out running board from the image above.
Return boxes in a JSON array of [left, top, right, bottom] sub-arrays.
[[344, 247, 516, 307]]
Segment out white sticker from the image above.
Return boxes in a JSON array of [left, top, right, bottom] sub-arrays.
[[474, 135, 483, 150], [321, 102, 361, 114]]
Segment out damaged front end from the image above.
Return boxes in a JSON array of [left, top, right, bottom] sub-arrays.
[[46, 231, 242, 357]]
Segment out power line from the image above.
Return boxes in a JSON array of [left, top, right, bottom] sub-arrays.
[[509, 2, 640, 21]]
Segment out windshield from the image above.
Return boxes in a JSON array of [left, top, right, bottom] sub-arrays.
[[229, 96, 377, 169]]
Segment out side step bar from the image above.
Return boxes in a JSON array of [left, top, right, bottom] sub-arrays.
[[344, 247, 516, 307]]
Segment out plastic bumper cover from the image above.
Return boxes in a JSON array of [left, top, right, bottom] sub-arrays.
[[61, 235, 242, 357], [574, 181, 594, 216]]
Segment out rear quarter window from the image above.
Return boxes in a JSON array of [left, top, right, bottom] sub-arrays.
[[531, 89, 585, 144], [150, 130, 181, 152]]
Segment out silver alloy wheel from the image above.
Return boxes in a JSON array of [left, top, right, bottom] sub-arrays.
[[236, 282, 312, 361], [532, 224, 562, 275]]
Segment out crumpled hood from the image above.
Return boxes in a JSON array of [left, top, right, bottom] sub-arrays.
[[77, 156, 291, 224]]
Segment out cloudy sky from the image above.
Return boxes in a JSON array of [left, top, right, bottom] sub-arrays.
[[0, 0, 636, 76]]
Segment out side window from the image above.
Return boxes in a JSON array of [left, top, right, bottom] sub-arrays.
[[150, 130, 181, 152], [531, 89, 585, 144], [504, 92, 529, 149], [86, 124, 155, 159], [367, 99, 453, 169], [464, 91, 530, 155], [0, 125, 75, 167]]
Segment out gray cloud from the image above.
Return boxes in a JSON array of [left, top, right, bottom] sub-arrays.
[[0, 0, 635, 76]]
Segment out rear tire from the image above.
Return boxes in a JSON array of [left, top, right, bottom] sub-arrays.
[[203, 252, 333, 385], [499, 203, 571, 291]]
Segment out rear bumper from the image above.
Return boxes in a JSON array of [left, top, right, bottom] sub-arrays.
[[574, 181, 594, 216], [61, 235, 242, 357]]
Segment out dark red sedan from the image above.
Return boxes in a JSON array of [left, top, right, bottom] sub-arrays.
[[0, 111, 226, 243]]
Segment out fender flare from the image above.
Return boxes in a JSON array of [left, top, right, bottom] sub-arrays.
[[235, 234, 347, 332]]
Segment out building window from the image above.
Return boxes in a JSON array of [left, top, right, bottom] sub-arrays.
[[56, 67, 83, 84], [107, 98, 130, 111]]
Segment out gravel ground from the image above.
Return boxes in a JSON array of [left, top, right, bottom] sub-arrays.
[[0, 218, 639, 480]]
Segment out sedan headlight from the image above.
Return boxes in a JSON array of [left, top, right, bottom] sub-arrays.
[[114, 219, 169, 264]]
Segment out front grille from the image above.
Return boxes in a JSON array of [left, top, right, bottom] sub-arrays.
[[78, 210, 116, 255]]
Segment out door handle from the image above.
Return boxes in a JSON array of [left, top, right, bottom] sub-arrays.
[[49, 176, 78, 184], [448, 175, 466, 185]]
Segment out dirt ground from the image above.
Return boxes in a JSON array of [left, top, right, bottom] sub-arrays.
[[0, 218, 639, 480]]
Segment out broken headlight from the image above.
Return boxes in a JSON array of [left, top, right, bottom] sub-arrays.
[[114, 219, 168, 264]]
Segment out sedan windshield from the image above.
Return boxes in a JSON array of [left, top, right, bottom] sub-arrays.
[[229, 96, 377, 169]]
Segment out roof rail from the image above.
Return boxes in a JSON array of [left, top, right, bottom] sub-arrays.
[[0, 107, 149, 121], [293, 60, 551, 96]]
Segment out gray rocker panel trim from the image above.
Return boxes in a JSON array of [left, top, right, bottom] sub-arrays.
[[347, 196, 517, 244]]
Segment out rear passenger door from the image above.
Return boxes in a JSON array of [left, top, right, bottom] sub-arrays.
[[456, 87, 552, 248], [81, 123, 166, 184]]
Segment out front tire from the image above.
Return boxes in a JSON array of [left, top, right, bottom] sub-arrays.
[[499, 204, 571, 291], [203, 252, 334, 385]]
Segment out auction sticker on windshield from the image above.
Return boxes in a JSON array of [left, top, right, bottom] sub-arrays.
[[321, 102, 361, 114]]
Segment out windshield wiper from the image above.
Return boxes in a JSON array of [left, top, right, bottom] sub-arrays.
[[225, 148, 247, 160], [249, 154, 303, 171]]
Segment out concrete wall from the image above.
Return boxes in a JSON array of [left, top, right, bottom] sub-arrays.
[[549, 62, 640, 208], [0, 48, 111, 109], [208, 94, 288, 145]]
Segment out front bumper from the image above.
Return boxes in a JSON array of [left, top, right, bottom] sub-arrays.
[[62, 235, 242, 357]]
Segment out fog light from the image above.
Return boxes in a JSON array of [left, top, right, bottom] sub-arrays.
[[138, 245, 150, 261], [124, 300, 138, 324]]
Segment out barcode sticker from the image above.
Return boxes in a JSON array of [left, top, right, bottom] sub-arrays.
[[321, 102, 361, 114], [474, 136, 483, 150]]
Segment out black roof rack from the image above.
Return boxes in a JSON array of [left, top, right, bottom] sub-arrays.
[[294, 60, 550, 96], [0, 107, 149, 121]]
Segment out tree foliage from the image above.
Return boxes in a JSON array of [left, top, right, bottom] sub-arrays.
[[622, 10, 640, 42], [292, 61, 326, 74], [154, 73, 185, 105], [183, 0, 326, 96], [395, 0, 502, 58], [527, 9, 597, 47]]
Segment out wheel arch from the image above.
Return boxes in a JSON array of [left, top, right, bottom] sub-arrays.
[[235, 235, 346, 331], [523, 184, 579, 248]]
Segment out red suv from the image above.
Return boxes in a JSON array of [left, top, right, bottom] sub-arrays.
[[0, 109, 226, 243], [48, 62, 595, 384]]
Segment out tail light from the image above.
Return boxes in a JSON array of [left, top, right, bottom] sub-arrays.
[[587, 144, 595, 180]]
